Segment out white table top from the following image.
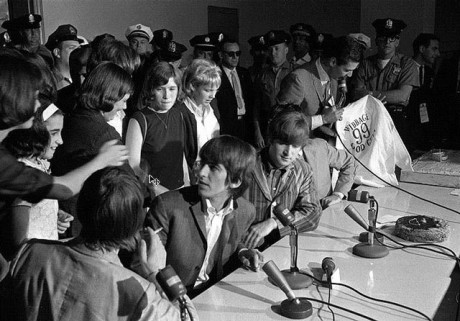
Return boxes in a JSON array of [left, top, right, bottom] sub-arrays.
[[193, 183, 460, 320]]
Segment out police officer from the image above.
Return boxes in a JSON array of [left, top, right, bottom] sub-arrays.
[[253, 30, 292, 148], [189, 33, 222, 62], [158, 40, 187, 69], [289, 23, 316, 68], [125, 23, 154, 58], [247, 35, 268, 81], [349, 18, 419, 149]]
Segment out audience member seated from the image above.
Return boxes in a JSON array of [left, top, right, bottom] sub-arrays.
[[0, 167, 197, 320], [126, 61, 193, 195], [146, 136, 262, 297], [178, 58, 221, 165], [51, 62, 133, 234], [0, 51, 127, 278], [244, 109, 322, 249]]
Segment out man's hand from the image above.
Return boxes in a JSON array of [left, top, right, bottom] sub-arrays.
[[321, 106, 344, 125], [321, 194, 343, 209], [57, 210, 74, 234], [97, 140, 129, 167], [135, 227, 167, 279], [254, 129, 265, 149], [238, 249, 265, 272], [244, 219, 277, 249]]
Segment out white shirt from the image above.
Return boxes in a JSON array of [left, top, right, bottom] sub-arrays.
[[195, 199, 234, 286], [184, 97, 220, 159]]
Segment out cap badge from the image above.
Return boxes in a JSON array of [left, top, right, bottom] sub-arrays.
[[205, 36, 210, 43], [385, 19, 393, 29], [318, 34, 324, 43], [218, 33, 224, 42], [169, 41, 176, 52], [29, 14, 35, 23], [136, 24, 142, 29], [69, 26, 76, 34], [163, 30, 168, 38], [269, 32, 275, 39]]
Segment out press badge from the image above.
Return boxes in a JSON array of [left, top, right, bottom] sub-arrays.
[[419, 103, 429, 123]]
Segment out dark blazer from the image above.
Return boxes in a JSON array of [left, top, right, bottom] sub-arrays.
[[216, 66, 254, 141], [277, 61, 338, 117], [146, 186, 255, 295]]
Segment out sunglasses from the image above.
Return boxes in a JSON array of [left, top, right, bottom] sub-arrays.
[[223, 51, 242, 58]]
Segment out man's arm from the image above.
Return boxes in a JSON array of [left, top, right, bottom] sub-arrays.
[[373, 84, 414, 106]]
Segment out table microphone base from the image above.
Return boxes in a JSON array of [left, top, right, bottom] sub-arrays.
[[280, 298, 313, 319], [353, 243, 389, 258], [278, 270, 313, 289]]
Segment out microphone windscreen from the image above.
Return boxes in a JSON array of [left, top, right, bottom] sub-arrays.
[[348, 190, 370, 203], [321, 257, 335, 277], [344, 204, 368, 230], [273, 204, 295, 227], [156, 265, 187, 302], [262, 260, 296, 301]]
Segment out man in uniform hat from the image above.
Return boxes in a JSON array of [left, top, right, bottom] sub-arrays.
[[349, 18, 419, 150], [189, 33, 220, 61], [247, 35, 268, 81], [125, 23, 153, 57], [153, 28, 173, 51], [289, 23, 316, 68], [253, 30, 292, 148], [46, 24, 81, 90], [158, 40, 187, 69], [1, 14, 53, 66]]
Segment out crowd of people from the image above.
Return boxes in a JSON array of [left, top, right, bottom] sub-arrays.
[[0, 11, 458, 320]]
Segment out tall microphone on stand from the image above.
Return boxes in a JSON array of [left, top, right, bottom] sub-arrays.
[[263, 260, 313, 319], [272, 204, 313, 289], [344, 203, 389, 258]]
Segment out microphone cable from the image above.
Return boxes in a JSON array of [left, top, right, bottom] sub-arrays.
[[336, 134, 460, 215], [326, 284, 336, 321], [298, 270, 432, 321]]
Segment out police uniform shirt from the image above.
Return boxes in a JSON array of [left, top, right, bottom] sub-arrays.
[[290, 52, 312, 69], [351, 53, 419, 106]]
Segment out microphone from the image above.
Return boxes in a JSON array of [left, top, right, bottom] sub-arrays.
[[343, 205, 389, 259], [262, 260, 313, 319], [156, 265, 187, 304], [271, 204, 313, 290], [321, 257, 335, 279], [273, 204, 295, 228], [348, 190, 370, 203], [344, 204, 368, 230]]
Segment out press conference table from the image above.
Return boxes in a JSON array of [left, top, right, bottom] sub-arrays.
[[193, 182, 460, 320]]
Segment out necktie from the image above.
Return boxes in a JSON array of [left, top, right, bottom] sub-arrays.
[[419, 65, 425, 87], [231, 70, 246, 115]]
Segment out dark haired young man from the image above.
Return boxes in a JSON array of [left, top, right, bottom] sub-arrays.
[[244, 110, 322, 249], [147, 135, 262, 296], [278, 35, 364, 131]]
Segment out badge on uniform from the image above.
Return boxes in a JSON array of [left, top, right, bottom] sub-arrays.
[[392, 66, 401, 75]]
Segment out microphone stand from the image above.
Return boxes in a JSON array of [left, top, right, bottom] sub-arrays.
[[352, 197, 389, 258], [278, 226, 313, 289]]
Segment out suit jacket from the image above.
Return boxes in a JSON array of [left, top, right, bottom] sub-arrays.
[[215, 66, 254, 140], [146, 186, 255, 294], [277, 61, 338, 117], [302, 138, 355, 200]]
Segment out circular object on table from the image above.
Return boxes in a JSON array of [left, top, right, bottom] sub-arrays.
[[280, 298, 313, 319], [353, 243, 389, 258], [394, 215, 449, 243]]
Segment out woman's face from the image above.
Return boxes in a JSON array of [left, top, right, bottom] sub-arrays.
[[103, 93, 130, 122], [151, 77, 178, 112], [42, 113, 64, 160], [191, 83, 218, 106]]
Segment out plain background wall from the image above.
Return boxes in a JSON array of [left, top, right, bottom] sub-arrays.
[[40, 0, 361, 67]]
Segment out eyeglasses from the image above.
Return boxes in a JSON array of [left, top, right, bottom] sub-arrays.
[[223, 51, 242, 58], [377, 36, 400, 43]]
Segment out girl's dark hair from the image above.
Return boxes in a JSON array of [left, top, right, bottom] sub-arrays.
[[3, 127, 49, 158], [0, 50, 42, 129], [88, 38, 140, 75], [78, 167, 145, 251], [139, 61, 181, 109], [78, 62, 134, 112]]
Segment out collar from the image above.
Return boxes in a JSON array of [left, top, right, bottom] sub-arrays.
[[316, 58, 330, 85], [291, 52, 311, 64], [271, 60, 290, 73], [204, 198, 234, 217], [67, 238, 122, 266], [184, 96, 210, 116]]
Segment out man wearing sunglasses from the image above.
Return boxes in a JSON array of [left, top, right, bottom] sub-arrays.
[[349, 18, 419, 150], [216, 39, 253, 143]]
